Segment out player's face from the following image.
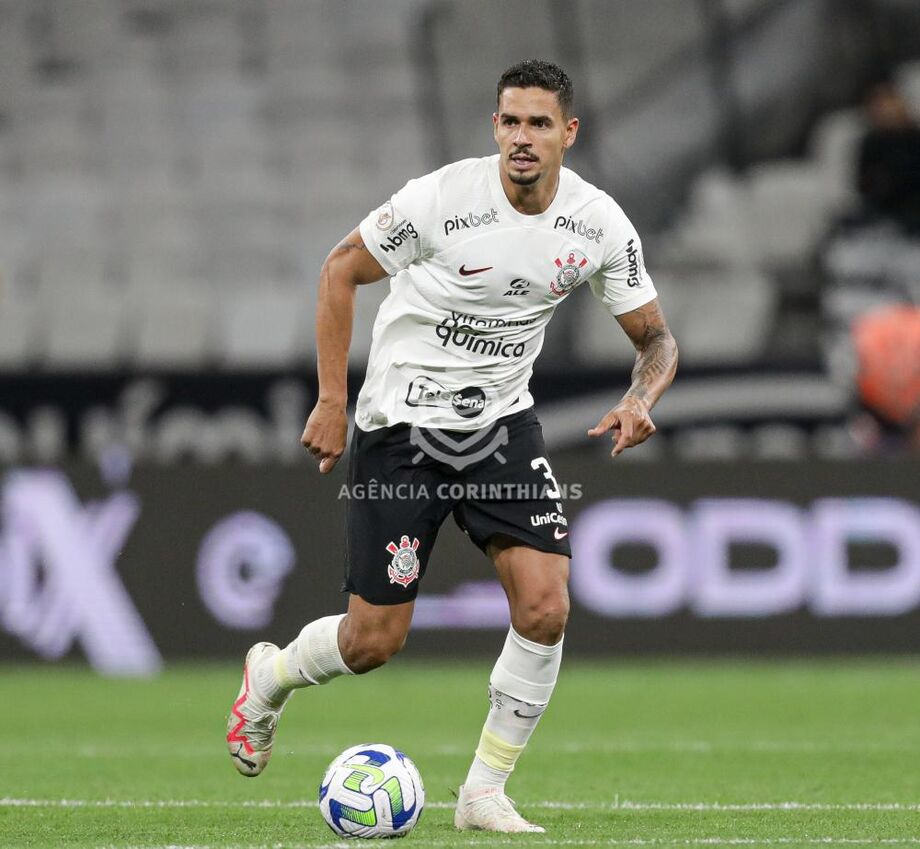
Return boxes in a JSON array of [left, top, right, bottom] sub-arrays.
[[493, 87, 578, 188]]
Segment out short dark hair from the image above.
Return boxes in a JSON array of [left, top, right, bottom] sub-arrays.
[[497, 59, 574, 118]]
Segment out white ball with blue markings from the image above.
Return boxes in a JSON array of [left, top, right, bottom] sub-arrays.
[[318, 743, 425, 838]]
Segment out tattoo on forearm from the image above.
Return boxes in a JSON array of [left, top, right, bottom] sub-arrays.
[[630, 337, 677, 393], [623, 300, 678, 405]]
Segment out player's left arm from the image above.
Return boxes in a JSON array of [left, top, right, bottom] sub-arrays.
[[588, 298, 678, 457]]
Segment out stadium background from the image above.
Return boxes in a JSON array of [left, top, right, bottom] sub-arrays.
[[0, 0, 919, 674]]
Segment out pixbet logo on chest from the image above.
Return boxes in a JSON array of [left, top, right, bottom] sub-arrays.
[[554, 215, 604, 244], [443, 208, 500, 236]]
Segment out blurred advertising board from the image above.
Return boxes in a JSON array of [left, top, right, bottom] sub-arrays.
[[0, 456, 917, 673]]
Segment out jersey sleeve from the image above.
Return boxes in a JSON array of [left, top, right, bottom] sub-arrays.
[[589, 206, 657, 316], [358, 174, 435, 276]]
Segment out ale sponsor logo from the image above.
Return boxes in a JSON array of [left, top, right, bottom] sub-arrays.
[[503, 278, 531, 297]]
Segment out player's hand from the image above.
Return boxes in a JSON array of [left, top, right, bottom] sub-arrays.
[[587, 397, 656, 457], [301, 399, 348, 474]]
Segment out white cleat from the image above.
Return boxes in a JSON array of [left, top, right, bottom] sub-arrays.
[[454, 784, 545, 833], [226, 642, 289, 777]]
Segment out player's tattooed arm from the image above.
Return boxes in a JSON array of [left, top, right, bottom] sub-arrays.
[[303, 228, 388, 473], [326, 229, 389, 285], [618, 298, 679, 409], [588, 298, 678, 457]]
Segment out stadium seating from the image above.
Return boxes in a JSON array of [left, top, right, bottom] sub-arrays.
[[217, 287, 309, 368], [572, 265, 777, 367], [0, 0, 915, 372], [0, 290, 38, 369]]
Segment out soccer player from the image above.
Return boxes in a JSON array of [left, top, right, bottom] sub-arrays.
[[226, 59, 678, 833]]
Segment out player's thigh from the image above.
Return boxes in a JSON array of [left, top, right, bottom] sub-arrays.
[[489, 535, 570, 643], [453, 408, 571, 570], [345, 425, 453, 605]]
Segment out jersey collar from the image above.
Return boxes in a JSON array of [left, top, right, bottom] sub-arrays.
[[487, 154, 568, 224]]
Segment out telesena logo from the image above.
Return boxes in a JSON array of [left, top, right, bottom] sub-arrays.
[[443, 207, 499, 236], [379, 221, 418, 253], [406, 376, 486, 418], [554, 215, 604, 244]]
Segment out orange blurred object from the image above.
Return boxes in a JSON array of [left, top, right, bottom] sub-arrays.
[[853, 305, 920, 426]]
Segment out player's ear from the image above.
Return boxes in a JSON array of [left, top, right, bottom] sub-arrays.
[[563, 117, 579, 150], [492, 112, 500, 142]]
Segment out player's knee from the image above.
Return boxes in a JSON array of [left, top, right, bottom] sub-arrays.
[[515, 594, 569, 645]]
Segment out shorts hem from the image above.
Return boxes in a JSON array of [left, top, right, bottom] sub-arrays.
[[471, 529, 572, 559], [341, 579, 421, 606]]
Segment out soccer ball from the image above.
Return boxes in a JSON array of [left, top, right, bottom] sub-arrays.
[[318, 743, 425, 838]]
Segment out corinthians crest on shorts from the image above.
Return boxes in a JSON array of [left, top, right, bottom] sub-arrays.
[[386, 535, 421, 586], [550, 249, 589, 296]]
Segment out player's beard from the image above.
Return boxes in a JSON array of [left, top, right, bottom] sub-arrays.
[[507, 148, 541, 186], [507, 168, 541, 186], [507, 160, 543, 186]]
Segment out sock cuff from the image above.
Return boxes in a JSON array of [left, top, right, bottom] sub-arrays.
[[509, 626, 564, 657], [279, 613, 352, 689], [491, 626, 563, 705]]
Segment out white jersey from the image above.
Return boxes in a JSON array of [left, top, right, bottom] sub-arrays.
[[355, 154, 656, 432]]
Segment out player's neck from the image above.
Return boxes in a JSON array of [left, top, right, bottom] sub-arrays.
[[499, 169, 560, 216]]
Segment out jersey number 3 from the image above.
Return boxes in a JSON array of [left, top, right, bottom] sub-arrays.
[[530, 456, 562, 499]]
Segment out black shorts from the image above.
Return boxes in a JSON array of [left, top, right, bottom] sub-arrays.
[[343, 408, 571, 605]]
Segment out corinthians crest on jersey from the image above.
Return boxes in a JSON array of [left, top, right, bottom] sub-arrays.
[[386, 535, 421, 586], [551, 249, 590, 296]]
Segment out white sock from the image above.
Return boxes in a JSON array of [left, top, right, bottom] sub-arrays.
[[464, 627, 563, 792], [255, 614, 353, 705]]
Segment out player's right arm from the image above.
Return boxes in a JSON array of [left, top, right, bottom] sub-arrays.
[[301, 228, 388, 474]]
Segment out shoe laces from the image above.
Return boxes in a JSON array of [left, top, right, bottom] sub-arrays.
[[240, 693, 279, 748], [468, 790, 527, 824]]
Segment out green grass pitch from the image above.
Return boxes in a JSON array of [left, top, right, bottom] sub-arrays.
[[2, 658, 919, 848]]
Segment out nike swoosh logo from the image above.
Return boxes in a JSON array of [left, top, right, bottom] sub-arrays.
[[459, 264, 493, 276], [513, 707, 545, 719], [554, 528, 568, 540]]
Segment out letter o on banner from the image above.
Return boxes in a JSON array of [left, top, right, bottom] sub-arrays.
[[691, 499, 806, 617], [811, 497, 920, 615], [196, 511, 295, 629], [570, 499, 686, 617]]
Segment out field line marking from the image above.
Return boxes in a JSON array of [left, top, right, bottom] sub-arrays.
[[7, 740, 920, 759], [92, 838, 920, 848], [5, 798, 920, 812]]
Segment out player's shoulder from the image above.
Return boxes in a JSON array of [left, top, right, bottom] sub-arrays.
[[424, 155, 494, 187], [560, 166, 638, 243], [562, 166, 626, 217], [393, 156, 492, 201]]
